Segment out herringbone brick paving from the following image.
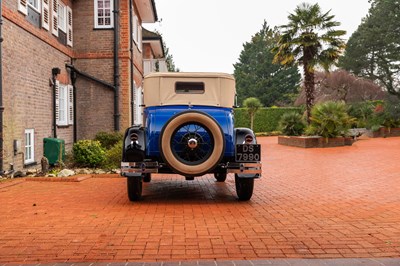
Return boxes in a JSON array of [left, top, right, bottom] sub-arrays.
[[0, 137, 399, 263]]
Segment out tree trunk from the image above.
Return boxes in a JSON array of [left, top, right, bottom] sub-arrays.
[[250, 114, 254, 130], [303, 62, 315, 125]]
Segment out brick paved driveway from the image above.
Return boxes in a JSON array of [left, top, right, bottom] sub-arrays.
[[0, 137, 399, 263]]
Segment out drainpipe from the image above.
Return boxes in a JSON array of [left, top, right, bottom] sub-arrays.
[[113, 0, 120, 131], [0, 0, 4, 174], [65, 64, 117, 134], [70, 68, 77, 143], [51, 68, 61, 139], [129, 0, 135, 125]]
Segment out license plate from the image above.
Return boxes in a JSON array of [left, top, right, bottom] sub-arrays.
[[235, 144, 261, 162]]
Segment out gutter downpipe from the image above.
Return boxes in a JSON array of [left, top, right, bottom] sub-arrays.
[[113, 0, 120, 131], [0, 0, 4, 174], [70, 68, 77, 143], [51, 68, 60, 139], [129, 0, 135, 125]]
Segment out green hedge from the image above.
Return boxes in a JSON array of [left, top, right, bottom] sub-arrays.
[[234, 107, 302, 133]]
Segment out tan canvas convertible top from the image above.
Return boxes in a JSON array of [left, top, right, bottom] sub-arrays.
[[143, 72, 236, 108]]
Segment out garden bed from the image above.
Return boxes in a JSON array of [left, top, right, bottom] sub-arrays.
[[367, 127, 400, 138], [278, 136, 354, 148]]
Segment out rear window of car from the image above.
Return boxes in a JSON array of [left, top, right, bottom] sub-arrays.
[[175, 82, 205, 94]]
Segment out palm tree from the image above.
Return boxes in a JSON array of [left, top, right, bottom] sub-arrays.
[[243, 97, 263, 130], [272, 3, 346, 124]]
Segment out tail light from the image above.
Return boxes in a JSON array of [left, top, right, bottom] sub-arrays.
[[244, 134, 254, 144]]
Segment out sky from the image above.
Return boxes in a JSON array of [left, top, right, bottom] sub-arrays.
[[144, 0, 372, 74]]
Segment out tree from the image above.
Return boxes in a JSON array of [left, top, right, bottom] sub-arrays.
[[294, 70, 386, 105], [164, 46, 180, 72], [340, 0, 400, 98], [233, 22, 301, 107], [243, 97, 263, 130], [272, 3, 346, 124]]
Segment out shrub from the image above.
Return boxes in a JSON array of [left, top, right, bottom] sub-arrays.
[[348, 101, 374, 128], [94, 131, 123, 149], [102, 141, 123, 170], [365, 97, 400, 131], [278, 112, 305, 136], [305, 101, 356, 138], [72, 140, 106, 168]]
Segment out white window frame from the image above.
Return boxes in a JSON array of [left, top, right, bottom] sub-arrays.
[[57, 84, 68, 126], [58, 2, 66, 32], [56, 83, 74, 126], [132, 15, 142, 51], [94, 0, 114, 29], [27, 0, 41, 12], [24, 129, 35, 164]]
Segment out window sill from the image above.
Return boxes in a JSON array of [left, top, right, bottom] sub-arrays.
[[24, 161, 38, 167], [93, 27, 114, 30], [57, 125, 72, 129]]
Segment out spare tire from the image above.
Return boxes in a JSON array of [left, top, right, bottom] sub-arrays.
[[160, 111, 225, 176]]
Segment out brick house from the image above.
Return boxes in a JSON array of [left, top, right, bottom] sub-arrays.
[[0, 0, 162, 173]]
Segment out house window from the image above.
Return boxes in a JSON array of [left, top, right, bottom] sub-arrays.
[[56, 83, 74, 126], [28, 0, 40, 11], [25, 129, 35, 164], [132, 15, 142, 51], [58, 2, 66, 32], [95, 0, 114, 28]]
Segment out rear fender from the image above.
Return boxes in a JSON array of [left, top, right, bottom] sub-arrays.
[[122, 126, 146, 163], [235, 127, 257, 144], [234, 128, 260, 178]]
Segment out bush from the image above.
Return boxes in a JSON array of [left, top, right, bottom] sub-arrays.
[[278, 112, 305, 136], [235, 107, 302, 133], [305, 101, 356, 138], [102, 140, 123, 170], [348, 101, 374, 128], [94, 131, 123, 149], [72, 140, 106, 168]]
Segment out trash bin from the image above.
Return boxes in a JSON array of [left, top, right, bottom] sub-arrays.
[[43, 138, 65, 165]]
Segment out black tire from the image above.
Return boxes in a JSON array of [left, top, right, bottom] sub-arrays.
[[143, 173, 151, 183], [235, 174, 254, 201], [214, 172, 227, 182], [127, 176, 142, 201], [160, 111, 225, 176]]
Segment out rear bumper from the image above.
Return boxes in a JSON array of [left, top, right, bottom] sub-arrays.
[[226, 162, 262, 175], [121, 161, 261, 177]]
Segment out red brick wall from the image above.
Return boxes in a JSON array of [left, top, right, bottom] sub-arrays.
[[72, 0, 145, 136], [2, 15, 73, 171], [2, 0, 149, 171]]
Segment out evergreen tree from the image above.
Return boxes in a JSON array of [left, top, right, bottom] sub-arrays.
[[340, 0, 400, 98], [233, 22, 300, 107]]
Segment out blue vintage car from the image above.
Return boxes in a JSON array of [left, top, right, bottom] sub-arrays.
[[121, 72, 261, 201]]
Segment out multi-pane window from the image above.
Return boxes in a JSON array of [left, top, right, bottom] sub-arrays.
[[58, 2, 66, 32], [24, 129, 35, 164], [132, 14, 142, 51], [18, 0, 73, 46], [58, 84, 67, 125], [56, 83, 74, 126], [27, 0, 40, 11], [95, 0, 114, 28]]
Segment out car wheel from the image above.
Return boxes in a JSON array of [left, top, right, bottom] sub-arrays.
[[160, 111, 225, 177], [127, 176, 142, 201], [214, 172, 227, 182], [235, 174, 254, 201], [142, 173, 151, 183]]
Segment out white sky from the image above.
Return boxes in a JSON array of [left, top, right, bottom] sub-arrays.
[[144, 0, 371, 74]]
